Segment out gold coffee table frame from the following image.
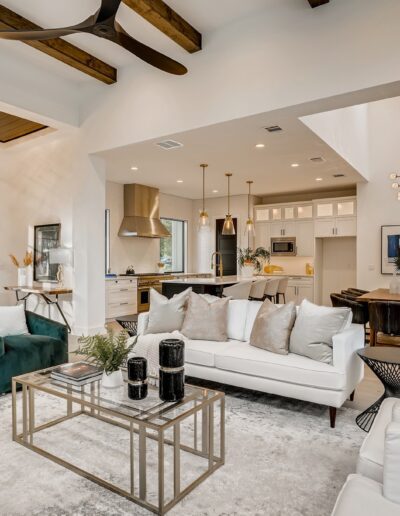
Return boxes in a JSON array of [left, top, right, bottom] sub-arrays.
[[12, 367, 225, 515]]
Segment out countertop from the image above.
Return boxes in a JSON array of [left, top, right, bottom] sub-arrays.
[[105, 273, 210, 281], [161, 275, 251, 285], [256, 273, 314, 279]]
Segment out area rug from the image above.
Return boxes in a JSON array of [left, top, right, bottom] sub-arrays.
[[0, 382, 364, 516]]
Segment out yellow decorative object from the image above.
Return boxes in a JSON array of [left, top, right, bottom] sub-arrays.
[[306, 263, 314, 276], [264, 264, 284, 274]]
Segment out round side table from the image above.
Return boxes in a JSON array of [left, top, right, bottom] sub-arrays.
[[356, 346, 400, 432], [115, 314, 138, 337]]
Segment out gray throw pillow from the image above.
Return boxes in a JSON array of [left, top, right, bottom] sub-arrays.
[[289, 299, 352, 364], [144, 287, 191, 334], [181, 292, 229, 341], [250, 300, 296, 355]]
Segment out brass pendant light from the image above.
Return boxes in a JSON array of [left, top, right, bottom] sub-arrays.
[[244, 180, 256, 244], [198, 164, 210, 231], [222, 173, 235, 235]]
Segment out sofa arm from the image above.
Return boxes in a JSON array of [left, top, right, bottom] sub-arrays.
[[0, 337, 4, 358], [383, 422, 400, 504], [25, 311, 68, 344], [332, 324, 364, 373], [137, 312, 149, 335]]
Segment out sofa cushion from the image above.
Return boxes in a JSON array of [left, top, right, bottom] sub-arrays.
[[243, 301, 263, 341], [392, 401, 400, 422], [250, 300, 296, 355], [144, 288, 191, 334], [289, 299, 352, 364], [181, 293, 229, 341], [185, 339, 234, 368], [0, 304, 29, 337], [227, 300, 249, 341], [213, 341, 346, 390], [331, 474, 400, 516], [357, 397, 398, 483], [383, 422, 400, 504]]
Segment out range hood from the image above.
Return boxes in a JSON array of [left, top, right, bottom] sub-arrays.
[[118, 184, 170, 238]]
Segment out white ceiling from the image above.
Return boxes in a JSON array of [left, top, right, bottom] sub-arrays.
[[98, 107, 364, 199], [0, 0, 274, 83]]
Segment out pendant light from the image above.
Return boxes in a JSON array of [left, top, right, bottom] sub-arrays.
[[198, 164, 210, 231], [222, 173, 235, 235], [244, 180, 256, 244]]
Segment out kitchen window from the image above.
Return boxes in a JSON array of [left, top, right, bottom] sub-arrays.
[[160, 218, 187, 273]]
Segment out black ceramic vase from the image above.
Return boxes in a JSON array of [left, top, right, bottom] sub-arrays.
[[127, 357, 148, 400], [159, 339, 185, 402]]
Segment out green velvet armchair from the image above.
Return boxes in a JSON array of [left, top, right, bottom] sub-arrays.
[[0, 310, 68, 394]]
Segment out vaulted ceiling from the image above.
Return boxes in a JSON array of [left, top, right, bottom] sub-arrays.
[[0, 111, 47, 142]]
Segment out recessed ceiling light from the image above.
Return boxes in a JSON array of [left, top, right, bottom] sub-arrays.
[[255, 143, 265, 148], [177, 179, 183, 183], [130, 166, 139, 171], [315, 177, 323, 181], [291, 163, 300, 168], [212, 190, 218, 193]]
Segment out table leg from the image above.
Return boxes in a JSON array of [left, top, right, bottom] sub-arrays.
[[369, 328, 377, 346], [12, 380, 17, 441], [356, 394, 386, 432], [29, 387, 35, 444], [139, 425, 146, 501]]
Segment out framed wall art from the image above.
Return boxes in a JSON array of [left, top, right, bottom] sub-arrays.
[[34, 223, 61, 282], [381, 225, 400, 274]]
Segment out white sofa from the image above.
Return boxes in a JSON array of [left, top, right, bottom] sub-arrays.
[[332, 398, 400, 515], [137, 299, 365, 427]]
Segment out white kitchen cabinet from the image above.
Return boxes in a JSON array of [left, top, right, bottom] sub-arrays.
[[336, 216, 357, 237], [269, 220, 296, 237], [255, 222, 270, 249], [288, 277, 314, 304], [314, 216, 356, 238], [106, 278, 137, 319], [295, 220, 314, 256], [314, 218, 336, 237]]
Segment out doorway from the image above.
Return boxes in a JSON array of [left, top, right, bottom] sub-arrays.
[[216, 218, 238, 276]]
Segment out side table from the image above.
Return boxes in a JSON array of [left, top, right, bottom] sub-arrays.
[[356, 346, 400, 432], [115, 314, 138, 337]]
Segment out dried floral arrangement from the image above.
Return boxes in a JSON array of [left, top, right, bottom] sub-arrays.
[[9, 251, 33, 268]]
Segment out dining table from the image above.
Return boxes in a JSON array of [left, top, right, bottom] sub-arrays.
[[357, 288, 400, 346]]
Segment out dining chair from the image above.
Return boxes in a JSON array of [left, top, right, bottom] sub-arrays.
[[264, 278, 280, 303], [368, 301, 400, 347], [223, 280, 253, 300], [249, 279, 269, 301], [330, 293, 369, 341], [276, 277, 289, 304]]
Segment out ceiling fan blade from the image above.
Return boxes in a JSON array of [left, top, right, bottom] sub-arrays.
[[114, 22, 187, 76]]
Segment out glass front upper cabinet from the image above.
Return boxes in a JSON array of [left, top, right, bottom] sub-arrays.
[[316, 202, 334, 218], [255, 208, 269, 221], [296, 204, 313, 219], [337, 200, 355, 216], [271, 207, 282, 220]]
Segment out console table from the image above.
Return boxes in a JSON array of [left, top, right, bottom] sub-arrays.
[[4, 285, 72, 332]]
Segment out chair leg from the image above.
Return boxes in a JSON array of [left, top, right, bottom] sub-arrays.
[[283, 293, 286, 304], [329, 407, 337, 428], [349, 390, 355, 402]]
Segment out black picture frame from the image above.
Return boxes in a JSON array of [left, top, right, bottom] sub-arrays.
[[381, 225, 400, 275], [34, 223, 61, 282]]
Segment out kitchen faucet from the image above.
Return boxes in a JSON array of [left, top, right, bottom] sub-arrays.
[[211, 252, 224, 278]]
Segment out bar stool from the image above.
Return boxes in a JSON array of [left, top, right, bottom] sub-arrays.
[[264, 278, 280, 303], [223, 280, 253, 299], [249, 279, 269, 301], [276, 278, 289, 304]]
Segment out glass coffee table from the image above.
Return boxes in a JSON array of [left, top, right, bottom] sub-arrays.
[[12, 366, 225, 515]]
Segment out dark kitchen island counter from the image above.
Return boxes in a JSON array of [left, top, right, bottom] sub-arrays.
[[161, 276, 248, 298]]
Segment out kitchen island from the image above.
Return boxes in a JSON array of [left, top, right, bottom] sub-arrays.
[[161, 275, 247, 298]]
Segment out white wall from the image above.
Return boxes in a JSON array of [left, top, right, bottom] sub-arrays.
[[0, 133, 106, 335], [106, 182, 194, 273]]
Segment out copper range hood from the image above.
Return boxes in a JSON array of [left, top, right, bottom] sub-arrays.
[[118, 184, 170, 238]]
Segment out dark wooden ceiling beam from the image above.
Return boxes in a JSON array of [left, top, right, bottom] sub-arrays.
[[308, 0, 330, 7], [0, 5, 117, 84], [123, 0, 201, 53]]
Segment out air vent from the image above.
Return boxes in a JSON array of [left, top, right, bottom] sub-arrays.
[[264, 125, 282, 133], [309, 156, 326, 163], [155, 139, 183, 150], [333, 173, 346, 178]]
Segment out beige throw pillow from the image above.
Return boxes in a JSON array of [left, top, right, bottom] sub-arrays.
[[181, 292, 229, 341], [250, 300, 296, 355], [144, 287, 191, 334]]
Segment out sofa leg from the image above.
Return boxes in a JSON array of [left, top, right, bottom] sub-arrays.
[[329, 407, 337, 428], [350, 390, 355, 402]]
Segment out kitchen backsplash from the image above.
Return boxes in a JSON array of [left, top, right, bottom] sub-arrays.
[[266, 256, 314, 275]]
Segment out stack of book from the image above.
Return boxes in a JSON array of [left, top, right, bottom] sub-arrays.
[[50, 362, 102, 386]]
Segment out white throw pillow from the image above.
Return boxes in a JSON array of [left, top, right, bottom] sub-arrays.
[[289, 299, 352, 364], [0, 304, 29, 337], [227, 300, 250, 341], [244, 301, 263, 341], [144, 288, 191, 334], [383, 422, 400, 504]]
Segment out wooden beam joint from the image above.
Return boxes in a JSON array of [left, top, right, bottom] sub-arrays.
[[308, 0, 330, 7]]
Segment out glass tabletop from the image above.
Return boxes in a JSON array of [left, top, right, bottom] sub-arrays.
[[357, 346, 400, 365], [14, 366, 223, 429]]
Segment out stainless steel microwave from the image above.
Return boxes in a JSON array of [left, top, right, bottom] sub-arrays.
[[270, 237, 297, 256]]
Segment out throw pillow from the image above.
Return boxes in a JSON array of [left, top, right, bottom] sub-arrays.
[[181, 292, 229, 341], [144, 288, 191, 334], [289, 299, 352, 364], [0, 304, 29, 337], [250, 300, 296, 355]]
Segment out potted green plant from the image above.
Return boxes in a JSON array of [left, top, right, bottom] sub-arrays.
[[237, 247, 270, 277], [75, 330, 134, 388]]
